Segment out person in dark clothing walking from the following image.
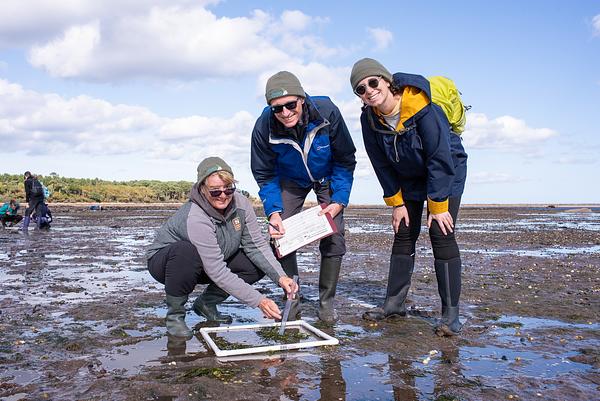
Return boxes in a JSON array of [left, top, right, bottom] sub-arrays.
[[23, 171, 45, 231], [350, 58, 468, 336], [251, 71, 357, 322]]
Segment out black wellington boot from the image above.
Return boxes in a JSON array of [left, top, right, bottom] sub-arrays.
[[318, 256, 342, 323], [363, 254, 414, 321], [434, 257, 463, 336], [280, 253, 301, 320], [192, 284, 233, 324], [165, 294, 193, 339]]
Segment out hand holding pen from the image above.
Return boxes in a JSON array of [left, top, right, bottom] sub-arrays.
[[267, 213, 285, 239]]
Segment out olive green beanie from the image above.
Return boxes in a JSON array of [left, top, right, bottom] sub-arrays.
[[265, 71, 306, 104], [196, 157, 233, 184], [350, 58, 393, 91]]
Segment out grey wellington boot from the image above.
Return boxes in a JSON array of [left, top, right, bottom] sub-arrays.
[[434, 257, 463, 336], [192, 284, 232, 324], [165, 294, 193, 339], [317, 256, 342, 323], [280, 253, 301, 320], [363, 254, 414, 321]]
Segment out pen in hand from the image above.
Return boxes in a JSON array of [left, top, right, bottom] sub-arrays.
[[268, 222, 282, 233]]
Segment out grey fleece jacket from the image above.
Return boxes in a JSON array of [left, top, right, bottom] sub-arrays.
[[146, 184, 286, 307]]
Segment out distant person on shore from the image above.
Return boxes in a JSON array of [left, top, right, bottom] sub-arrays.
[[23, 171, 45, 231], [0, 200, 22, 228], [251, 71, 357, 322], [350, 58, 468, 336], [146, 157, 298, 339]]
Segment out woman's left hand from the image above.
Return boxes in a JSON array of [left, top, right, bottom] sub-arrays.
[[258, 298, 282, 320], [278, 276, 299, 299], [319, 203, 343, 219], [428, 211, 454, 235]]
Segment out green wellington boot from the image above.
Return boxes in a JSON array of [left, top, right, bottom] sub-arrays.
[[192, 284, 233, 324], [165, 294, 193, 339]]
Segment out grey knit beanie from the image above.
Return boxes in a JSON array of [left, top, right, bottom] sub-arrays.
[[196, 157, 233, 184], [265, 71, 306, 104], [350, 58, 393, 91]]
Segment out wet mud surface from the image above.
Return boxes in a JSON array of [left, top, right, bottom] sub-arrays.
[[1, 206, 599, 400]]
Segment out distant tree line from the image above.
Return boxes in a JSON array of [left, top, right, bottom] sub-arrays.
[[0, 173, 252, 203]]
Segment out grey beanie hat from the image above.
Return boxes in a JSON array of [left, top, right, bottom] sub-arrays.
[[196, 157, 233, 184], [265, 71, 306, 104], [350, 58, 393, 91]]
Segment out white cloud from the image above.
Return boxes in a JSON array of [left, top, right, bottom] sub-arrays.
[[367, 27, 393, 50], [557, 155, 598, 165], [0, 79, 253, 166], [592, 14, 600, 36], [0, 0, 218, 47], [469, 172, 525, 184], [353, 149, 375, 178], [29, 22, 100, 78], [256, 62, 351, 101], [15, 3, 341, 81], [462, 112, 558, 150], [280, 10, 312, 31]]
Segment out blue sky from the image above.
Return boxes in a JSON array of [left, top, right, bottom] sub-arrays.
[[1, 0, 599, 204]]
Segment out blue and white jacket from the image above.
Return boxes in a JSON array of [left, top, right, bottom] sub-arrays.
[[251, 95, 356, 217]]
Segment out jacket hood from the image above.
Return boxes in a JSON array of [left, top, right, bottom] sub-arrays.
[[189, 183, 236, 221], [364, 72, 433, 134], [392, 72, 431, 100]]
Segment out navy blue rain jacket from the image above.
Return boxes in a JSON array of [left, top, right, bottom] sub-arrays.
[[361, 73, 467, 209]]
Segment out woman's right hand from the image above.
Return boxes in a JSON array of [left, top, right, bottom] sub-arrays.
[[278, 276, 299, 299], [258, 298, 282, 320], [392, 205, 409, 233], [268, 213, 285, 239]]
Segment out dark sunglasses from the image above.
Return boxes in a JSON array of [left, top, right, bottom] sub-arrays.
[[354, 76, 382, 96], [208, 186, 236, 197], [270, 100, 298, 114]]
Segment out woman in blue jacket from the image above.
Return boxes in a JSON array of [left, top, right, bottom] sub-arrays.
[[350, 58, 468, 336]]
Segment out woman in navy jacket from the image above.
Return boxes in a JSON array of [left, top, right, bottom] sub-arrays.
[[350, 58, 467, 336]]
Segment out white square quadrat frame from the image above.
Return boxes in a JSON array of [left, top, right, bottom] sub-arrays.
[[199, 320, 339, 357]]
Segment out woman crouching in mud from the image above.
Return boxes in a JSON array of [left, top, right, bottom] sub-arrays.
[[146, 157, 297, 339], [350, 58, 468, 336]]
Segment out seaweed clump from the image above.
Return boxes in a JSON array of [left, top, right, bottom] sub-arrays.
[[182, 367, 238, 381], [209, 334, 246, 350], [257, 327, 310, 344]]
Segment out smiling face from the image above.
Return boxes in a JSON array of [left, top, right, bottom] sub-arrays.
[[270, 95, 304, 128], [201, 172, 235, 212], [355, 75, 394, 110]]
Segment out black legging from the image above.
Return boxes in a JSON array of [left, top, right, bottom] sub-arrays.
[[147, 241, 265, 297], [25, 197, 45, 220], [391, 196, 461, 260]]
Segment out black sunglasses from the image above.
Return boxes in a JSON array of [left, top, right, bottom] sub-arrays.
[[354, 76, 382, 96], [208, 186, 236, 197], [270, 100, 298, 114]]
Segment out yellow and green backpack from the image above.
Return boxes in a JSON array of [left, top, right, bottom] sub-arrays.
[[428, 76, 470, 134]]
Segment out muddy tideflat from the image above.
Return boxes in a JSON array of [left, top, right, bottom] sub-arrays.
[[0, 205, 598, 400]]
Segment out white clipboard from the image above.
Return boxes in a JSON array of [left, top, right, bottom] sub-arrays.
[[273, 204, 337, 258]]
